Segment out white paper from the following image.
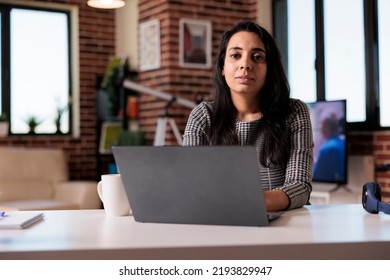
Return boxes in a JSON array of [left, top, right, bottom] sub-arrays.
[[0, 212, 44, 229]]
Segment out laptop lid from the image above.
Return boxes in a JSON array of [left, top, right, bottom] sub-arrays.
[[112, 146, 270, 227]]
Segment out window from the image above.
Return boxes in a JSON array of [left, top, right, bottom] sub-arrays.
[[274, 0, 387, 129], [378, 0, 390, 127], [323, 0, 366, 123], [287, 0, 316, 102], [0, 3, 77, 135]]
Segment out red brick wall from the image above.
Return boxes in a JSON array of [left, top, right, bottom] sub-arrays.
[[349, 132, 390, 202], [0, 0, 116, 181], [373, 132, 390, 202]]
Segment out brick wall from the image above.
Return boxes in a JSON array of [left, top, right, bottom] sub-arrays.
[[349, 131, 390, 202], [0, 0, 116, 181], [373, 132, 390, 202]]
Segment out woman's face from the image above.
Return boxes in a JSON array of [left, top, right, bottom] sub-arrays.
[[222, 31, 267, 99]]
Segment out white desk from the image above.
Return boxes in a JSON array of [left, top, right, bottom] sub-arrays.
[[1, 204, 389, 260]]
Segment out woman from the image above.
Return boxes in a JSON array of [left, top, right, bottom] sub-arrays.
[[183, 21, 313, 212]]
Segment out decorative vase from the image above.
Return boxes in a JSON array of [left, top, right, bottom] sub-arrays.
[[28, 126, 37, 135]]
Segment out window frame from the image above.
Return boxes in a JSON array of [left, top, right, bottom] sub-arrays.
[[0, 0, 79, 136], [273, 0, 383, 131]]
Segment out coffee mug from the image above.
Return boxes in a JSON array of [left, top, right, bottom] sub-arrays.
[[97, 174, 131, 216]]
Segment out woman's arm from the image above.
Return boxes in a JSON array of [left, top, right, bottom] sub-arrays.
[[275, 99, 314, 210]]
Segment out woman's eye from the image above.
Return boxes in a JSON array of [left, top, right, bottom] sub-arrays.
[[230, 53, 240, 59], [253, 55, 264, 61]]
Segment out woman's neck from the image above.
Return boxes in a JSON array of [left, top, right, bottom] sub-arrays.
[[232, 94, 262, 122], [236, 111, 263, 122]]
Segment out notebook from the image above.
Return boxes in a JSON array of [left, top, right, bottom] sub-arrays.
[[112, 146, 282, 227], [0, 212, 44, 229]]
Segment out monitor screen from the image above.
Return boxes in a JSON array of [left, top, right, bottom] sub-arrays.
[[306, 100, 347, 184]]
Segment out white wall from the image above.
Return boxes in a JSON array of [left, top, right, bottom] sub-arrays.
[[257, 0, 273, 33], [115, 0, 139, 70]]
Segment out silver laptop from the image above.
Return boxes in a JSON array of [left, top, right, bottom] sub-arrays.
[[112, 146, 282, 227]]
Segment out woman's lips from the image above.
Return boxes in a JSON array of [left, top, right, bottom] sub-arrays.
[[236, 76, 254, 82]]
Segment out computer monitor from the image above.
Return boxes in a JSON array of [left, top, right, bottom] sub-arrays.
[[306, 100, 347, 184]]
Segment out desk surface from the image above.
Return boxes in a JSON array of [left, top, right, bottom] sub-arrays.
[[1, 204, 389, 260]]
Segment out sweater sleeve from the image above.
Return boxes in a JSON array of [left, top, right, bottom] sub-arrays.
[[278, 99, 314, 210], [182, 102, 212, 146]]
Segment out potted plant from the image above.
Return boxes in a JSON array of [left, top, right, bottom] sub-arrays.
[[54, 98, 71, 134], [25, 115, 43, 134], [0, 113, 9, 137]]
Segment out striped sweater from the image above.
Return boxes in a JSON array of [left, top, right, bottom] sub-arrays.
[[182, 98, 314, 210]]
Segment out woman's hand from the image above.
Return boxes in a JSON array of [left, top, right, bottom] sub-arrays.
[[264, 189, 289, 212]]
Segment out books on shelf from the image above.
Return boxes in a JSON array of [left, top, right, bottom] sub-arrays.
[[0, 212, 44, 229]]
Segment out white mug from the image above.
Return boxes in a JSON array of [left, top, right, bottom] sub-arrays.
[[97, 174, 131, 217]]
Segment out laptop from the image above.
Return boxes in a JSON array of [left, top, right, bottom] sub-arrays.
[[112, 146, 282, 227]]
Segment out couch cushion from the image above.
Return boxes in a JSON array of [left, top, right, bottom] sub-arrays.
[[0, 199, 79, 211], [0, 148, 68, 182], [0, 180, 53, 201]]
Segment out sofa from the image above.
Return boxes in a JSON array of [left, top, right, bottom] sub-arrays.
[[0, 147, 101, 211]]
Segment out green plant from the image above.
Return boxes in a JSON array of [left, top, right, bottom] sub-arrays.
[[25, 115, 43, 134], [102, 56, 127, 119], [54, 99, 71, 134]]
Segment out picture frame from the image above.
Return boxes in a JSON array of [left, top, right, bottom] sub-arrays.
[[99, 122, 122, 154], [179, 18, 212, 69], [139, 19, 161, 71]]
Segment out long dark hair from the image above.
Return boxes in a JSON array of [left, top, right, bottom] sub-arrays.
[[209, 20, 291, 167]]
